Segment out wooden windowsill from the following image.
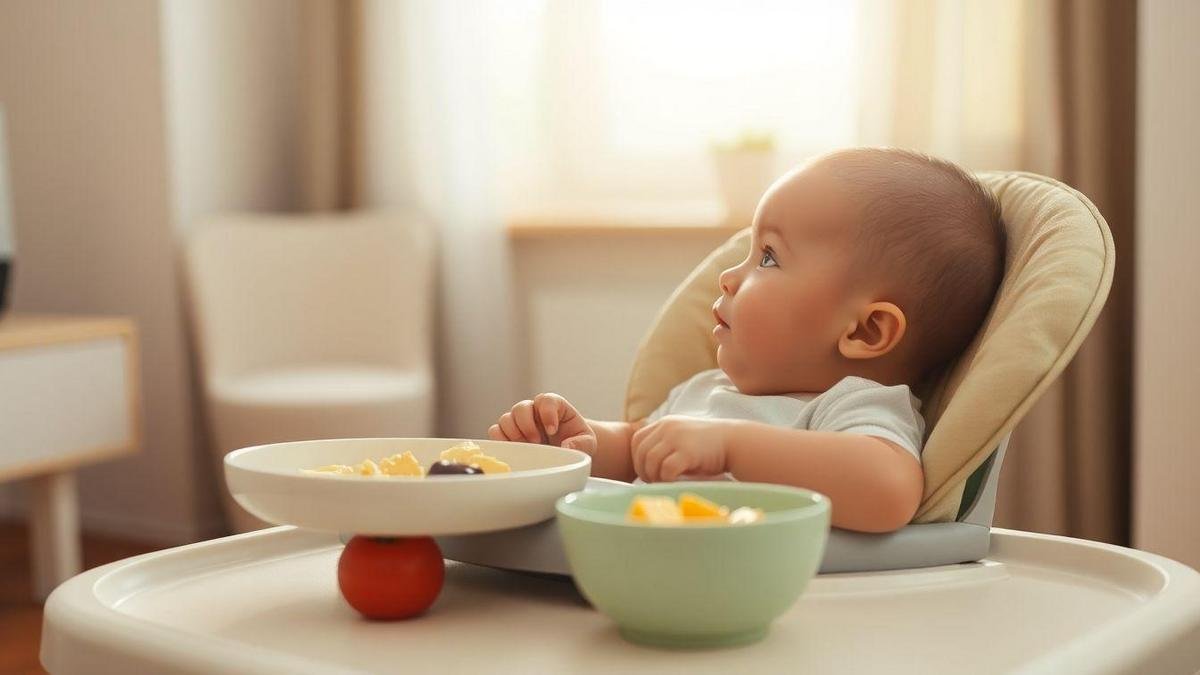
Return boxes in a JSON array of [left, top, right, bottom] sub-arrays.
[[507, 200, 745, 239]]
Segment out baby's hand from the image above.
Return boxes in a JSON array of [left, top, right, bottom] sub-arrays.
[[630, 416, 735, 482], [488, 393, 597, 455]]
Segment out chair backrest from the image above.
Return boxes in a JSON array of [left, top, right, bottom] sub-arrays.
[[183, 212, 433, 380], [624, 172, 1114, 523]]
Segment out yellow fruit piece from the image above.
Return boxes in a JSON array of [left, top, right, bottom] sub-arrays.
[[379, 451, 424, 477], [470, 455, 511, 474], [626, 496, 684, 525], [679, 492, 729, 519], [356, 459, 381, 476], [304, 464, 355, 475], [437, 441, 510, 474], [440, 442, 484, 464], [728, 506, 764, 525]]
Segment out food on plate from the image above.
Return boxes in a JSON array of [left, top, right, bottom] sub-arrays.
[[379, 451, 424, 477], [427, 460, 483, 476], [303, 441, 512, 478], [626, 492, 764, 526], [437, 441, 512, 474], [439, 442, 488, 464], [338, 535, 445, 620], [462, 454, 511, 475]]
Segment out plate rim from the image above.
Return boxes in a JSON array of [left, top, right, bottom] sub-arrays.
[[224, 436, 591, 482]]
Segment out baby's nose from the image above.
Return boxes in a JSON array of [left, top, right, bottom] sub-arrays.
[[718, 265, 740, 295]]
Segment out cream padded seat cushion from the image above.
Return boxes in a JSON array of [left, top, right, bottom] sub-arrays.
[[624, 172, 1114, 523], [211, 368, 431, 406]]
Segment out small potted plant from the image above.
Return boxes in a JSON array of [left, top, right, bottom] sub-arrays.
[[711, 131, 777, 227]]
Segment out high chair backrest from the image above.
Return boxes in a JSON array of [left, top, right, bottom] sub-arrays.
[[624, 171, 1114, 527], [183, 213, 433, 381]]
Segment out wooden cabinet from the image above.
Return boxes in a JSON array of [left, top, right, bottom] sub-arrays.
[[0, 314, 140, 598]]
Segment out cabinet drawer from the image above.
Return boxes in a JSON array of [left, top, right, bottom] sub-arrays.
[[0, 336, 134, 476]]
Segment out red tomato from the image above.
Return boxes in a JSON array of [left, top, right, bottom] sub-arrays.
[[337, 535, 445, 620]]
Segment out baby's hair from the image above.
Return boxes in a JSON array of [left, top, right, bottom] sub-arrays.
[[816, 148, 1007, 377]]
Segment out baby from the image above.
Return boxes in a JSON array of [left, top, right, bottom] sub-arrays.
[[489, 148, 1006, 533]]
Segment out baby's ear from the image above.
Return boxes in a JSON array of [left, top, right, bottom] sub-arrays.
[[838, 302, 907, 360]]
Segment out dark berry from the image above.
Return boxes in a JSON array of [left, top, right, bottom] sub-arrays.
[[427, 460, 483, 476]]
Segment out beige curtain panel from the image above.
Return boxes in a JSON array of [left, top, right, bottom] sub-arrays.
[[298, 0, 361, 211], [998, 0, 1135, 545]]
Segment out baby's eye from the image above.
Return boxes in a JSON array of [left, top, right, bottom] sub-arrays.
[[758, 247, 778, 268]]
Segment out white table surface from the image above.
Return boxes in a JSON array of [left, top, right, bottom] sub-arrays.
[[41, 526, 1200, 675]]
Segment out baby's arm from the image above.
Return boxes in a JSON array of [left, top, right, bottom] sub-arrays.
[[582, 418, 641, 482], [488, 393, 641, 482], [631, 417, 922, 533], [725, 423, 923, 533]]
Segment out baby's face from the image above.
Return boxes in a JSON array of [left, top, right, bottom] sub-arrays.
[[713, 164, 862, 394]]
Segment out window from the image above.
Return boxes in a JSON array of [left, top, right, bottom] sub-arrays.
[[495, 1, 862, 208]]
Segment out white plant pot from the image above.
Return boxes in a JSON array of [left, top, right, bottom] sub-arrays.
[[712, 148, 776, 227]]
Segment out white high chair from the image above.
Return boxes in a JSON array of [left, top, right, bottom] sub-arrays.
[[622, 170, 1116, 570], [442, 170, 1115, 573]]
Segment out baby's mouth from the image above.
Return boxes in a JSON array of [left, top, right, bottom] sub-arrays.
[[712, 304, 730, 330]]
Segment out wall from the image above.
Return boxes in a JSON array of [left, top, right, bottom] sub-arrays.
[[1134, 0, 1200, 567], [0, 0, 211, 543]]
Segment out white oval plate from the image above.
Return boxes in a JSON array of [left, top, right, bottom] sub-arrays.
[[224, 438, 591, 536]]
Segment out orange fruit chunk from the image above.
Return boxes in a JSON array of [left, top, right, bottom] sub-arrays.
[[679, 492, 729, 519]]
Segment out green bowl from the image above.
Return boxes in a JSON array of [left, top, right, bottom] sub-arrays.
[[556, 482, 830, 649]]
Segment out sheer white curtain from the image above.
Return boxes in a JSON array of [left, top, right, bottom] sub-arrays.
[[357, 0, 536, 437], [376, 0, 1030, 208], [857, 0, 1041, 172]]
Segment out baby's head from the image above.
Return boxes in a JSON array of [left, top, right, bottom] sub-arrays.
[[713, 147, 1006, 394]]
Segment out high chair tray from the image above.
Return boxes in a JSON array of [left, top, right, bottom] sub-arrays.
[[43, 526, 1200, 674]]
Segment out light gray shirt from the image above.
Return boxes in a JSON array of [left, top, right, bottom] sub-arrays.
[[647, 369, 925, 461]]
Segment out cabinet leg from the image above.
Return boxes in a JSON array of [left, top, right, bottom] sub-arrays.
[[29, 472, 81, 600]]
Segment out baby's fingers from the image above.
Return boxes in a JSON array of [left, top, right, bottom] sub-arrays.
[[630, 421, 663, 458], [511, 401, 545, 443], [641, 442, 674, 483], [497, 412, 525, 442], [560, 433, 597, 455], [487, 424, 506, 441], [533, 394, 563, 436], [659, 453, 691, 483]]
